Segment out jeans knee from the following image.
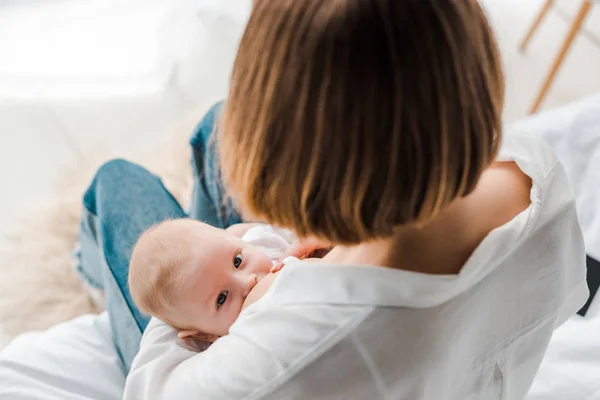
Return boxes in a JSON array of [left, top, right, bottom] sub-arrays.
[[97, 159, 138, 179], [190, 101, 223, 150], [83, 159, 146, 213]]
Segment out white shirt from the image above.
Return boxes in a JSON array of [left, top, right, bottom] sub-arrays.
[[241, 225, 296, 262], [124, 134, 589, 400]]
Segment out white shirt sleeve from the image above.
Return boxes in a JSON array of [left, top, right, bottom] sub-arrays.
[[123, 318, 283, 399]]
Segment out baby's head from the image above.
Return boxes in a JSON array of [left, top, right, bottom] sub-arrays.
[[129, 219, 272, 337]]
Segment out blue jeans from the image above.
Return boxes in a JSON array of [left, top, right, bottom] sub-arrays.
[[77, 102, 241, 372]]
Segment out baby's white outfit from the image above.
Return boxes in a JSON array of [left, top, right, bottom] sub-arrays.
[[241, 225, 296, 263]]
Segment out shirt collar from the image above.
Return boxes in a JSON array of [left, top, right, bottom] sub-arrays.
[[265, 258, 461, 308]]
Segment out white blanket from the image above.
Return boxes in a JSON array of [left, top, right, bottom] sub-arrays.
[[0, 313, 124, 400]]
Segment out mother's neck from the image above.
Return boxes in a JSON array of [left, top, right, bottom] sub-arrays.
[[323, 161, 532, 275], [324, 200, 478, 275]]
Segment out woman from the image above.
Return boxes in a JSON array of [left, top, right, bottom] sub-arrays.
[[79, 0, 588, 398]]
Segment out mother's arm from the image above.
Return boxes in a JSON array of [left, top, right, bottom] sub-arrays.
[[124, 318, 282, 399], [126, 272, 281, 398]]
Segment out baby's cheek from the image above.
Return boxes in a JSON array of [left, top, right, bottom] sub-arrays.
[[220, 311, 239, 336]]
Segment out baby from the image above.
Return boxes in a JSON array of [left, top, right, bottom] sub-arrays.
[[129, 219, 295, 341]]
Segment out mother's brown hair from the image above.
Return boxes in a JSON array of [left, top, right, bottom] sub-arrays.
[[219, 0, 504, 244]]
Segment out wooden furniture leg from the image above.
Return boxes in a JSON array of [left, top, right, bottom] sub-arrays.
[[519, 0, 555, 52], [529, 0, 593, 114]]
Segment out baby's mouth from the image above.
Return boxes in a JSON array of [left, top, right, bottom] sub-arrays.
[[255, 272, 267, 282], [241, 272, 275, 311]]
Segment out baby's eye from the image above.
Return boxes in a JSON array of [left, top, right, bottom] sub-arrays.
[[216, 291, 229, 308], [233, 253, 243, 269]]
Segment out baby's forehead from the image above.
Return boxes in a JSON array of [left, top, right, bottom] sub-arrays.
[[156, 219, 204, 234], [146, 220, 218, 244], [142, 220, 237, 269], [165, 220, 229, 238]]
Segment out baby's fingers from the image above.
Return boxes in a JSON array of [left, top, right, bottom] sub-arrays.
[[193, 333, 219, 343], [179, 330, 219, 343], [178, 329, 199, 339], [270, 261, 284, 273], [277, 239, 319, 262]]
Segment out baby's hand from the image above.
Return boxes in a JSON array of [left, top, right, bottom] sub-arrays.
[[178, 330, 219, 343], [177, 330, 218, 352], [271, 238, 333, 273]]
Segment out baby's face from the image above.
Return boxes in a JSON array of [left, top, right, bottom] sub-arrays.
[[171, 224, 272, 336]]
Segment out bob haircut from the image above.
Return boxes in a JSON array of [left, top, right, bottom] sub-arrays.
[[219, 0, 504, 244]]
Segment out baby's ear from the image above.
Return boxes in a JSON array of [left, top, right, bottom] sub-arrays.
[[178, 329, 200, 339]]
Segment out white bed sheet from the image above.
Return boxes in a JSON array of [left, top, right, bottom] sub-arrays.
[[0, 313, 124, 400], [528, 307, 600, 399]]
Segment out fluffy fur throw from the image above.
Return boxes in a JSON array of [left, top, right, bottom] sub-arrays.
[[0, 115, 197, 348]]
